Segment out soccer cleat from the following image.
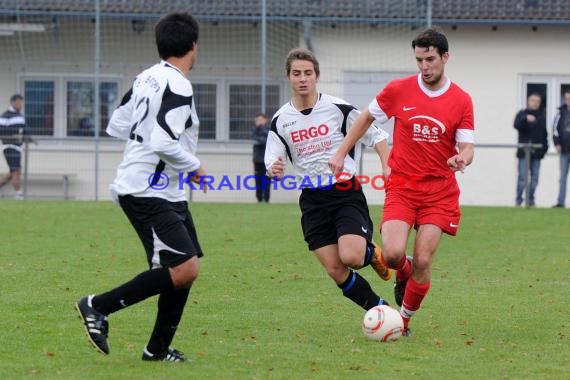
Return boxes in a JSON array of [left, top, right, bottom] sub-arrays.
[[370, 243, 392, 281], [142, 347, 188, 362], [394, 256, 413, 307], [75, 295, 110, 354]]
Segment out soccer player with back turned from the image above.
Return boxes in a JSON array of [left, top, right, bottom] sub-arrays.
[[266, 48, 393, 315], [329, 27, 475, 336], [75, 12, 207, 362]]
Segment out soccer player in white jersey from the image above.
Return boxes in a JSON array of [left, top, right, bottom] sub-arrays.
[[265, 48, 392, 313], [75, 12, 206, 362], [329, 28, 475, 336]]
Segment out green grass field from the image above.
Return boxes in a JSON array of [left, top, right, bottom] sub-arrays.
[[0, 201, 568, 379]]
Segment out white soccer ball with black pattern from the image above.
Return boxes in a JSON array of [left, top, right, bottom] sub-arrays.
[[362, 305, 404, 342]]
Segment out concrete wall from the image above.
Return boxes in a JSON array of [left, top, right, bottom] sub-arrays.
[[313, 23, 570, 207], [1, 21, 569, 206], [3, 139, 563, 208]]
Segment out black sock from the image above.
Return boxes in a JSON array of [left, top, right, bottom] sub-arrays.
[[338, 270, 381, 310], [146, 287, 191, 355], [92, 267, 174, 316]]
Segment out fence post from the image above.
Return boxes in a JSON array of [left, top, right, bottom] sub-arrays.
[[93, 0, 101, 201], [23, 136, 30, 200]]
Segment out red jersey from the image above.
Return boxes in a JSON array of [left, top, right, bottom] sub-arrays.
[[370, 74, 474, 179]]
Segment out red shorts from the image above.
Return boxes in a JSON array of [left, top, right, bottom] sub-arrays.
[[381, 175, 461, 236]]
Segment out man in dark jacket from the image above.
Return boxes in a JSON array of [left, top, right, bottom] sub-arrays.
[[552, 90, 570, 208], [514, 93, 548, 207], [252, 112, 270, 202]]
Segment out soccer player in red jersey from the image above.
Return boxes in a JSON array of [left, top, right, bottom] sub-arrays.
[[328, 27, 475, 336]]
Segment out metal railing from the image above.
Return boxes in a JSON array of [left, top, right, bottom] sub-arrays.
[[0, 137, 549, 204], [476, 142, 545, 208]]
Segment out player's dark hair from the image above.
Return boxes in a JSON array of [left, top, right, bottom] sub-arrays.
[[255, 112, 267, 118], [155, 12, 199, 60], [412, 27, 449, 56], [285, 48, 320, 77]]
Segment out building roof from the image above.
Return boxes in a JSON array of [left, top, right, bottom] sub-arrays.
[[0, 0, 569, 23]]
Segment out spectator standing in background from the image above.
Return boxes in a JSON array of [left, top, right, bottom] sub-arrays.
[[252, 112, 271, 202], [513, 93, 547, 207], [0, 94, 25, 199]]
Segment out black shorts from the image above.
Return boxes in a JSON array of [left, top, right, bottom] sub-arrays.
[[299, 178, 374, 251], [3, 147, 21, 172], [119, 195, 203, 269]]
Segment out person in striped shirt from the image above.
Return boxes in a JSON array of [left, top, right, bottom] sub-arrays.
[[0, 94, 25, 199]]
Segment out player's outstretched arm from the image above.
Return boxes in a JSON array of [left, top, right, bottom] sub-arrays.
[[328, 109, 375, 175]]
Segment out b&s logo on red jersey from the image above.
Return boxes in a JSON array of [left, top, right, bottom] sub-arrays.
[[290, 124, 329, 143], [408, 115, 447, 143]]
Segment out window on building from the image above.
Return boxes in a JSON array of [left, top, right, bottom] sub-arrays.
[[525, 82, 547, 113], [521, 75, 570, 152], [194, 83, 217, 140], [67, 81, 118, 137], [22, 77, 282, 142], [560, 84, 570, 104], [23, 81, 55, 136], [229, 84, 280, 140], [522, 75, 570, 120], [343, 71, 414, 143]]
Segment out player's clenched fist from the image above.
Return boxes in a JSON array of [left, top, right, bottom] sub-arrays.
[[328, 153, 345, 176], [447, 154, 466, 173], [267, 156, 285, 180], [189, 165, 209, 193]]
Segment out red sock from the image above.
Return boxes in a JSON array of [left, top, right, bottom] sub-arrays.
[[401, 316, 410, 329], [401, 277, 431, 327], [395, 256, 412, 282]]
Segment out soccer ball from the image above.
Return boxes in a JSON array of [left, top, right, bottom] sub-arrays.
[[362, 305, 404, 342]]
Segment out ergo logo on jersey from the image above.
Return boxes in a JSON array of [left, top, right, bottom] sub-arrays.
[[290, 124, 329, 143]]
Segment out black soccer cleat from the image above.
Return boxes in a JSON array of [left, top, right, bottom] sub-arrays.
[[394, 279, 407, 307], [394, 256, 413, 307], [75, 295, 110, 355], [142, 347, 188, 362]]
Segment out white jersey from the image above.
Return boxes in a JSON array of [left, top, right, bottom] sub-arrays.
[[107, 61, 200, 202], [265, 93, 388, 186]]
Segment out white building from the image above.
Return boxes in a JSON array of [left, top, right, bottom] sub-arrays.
[[0, 0, 569, 206]]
